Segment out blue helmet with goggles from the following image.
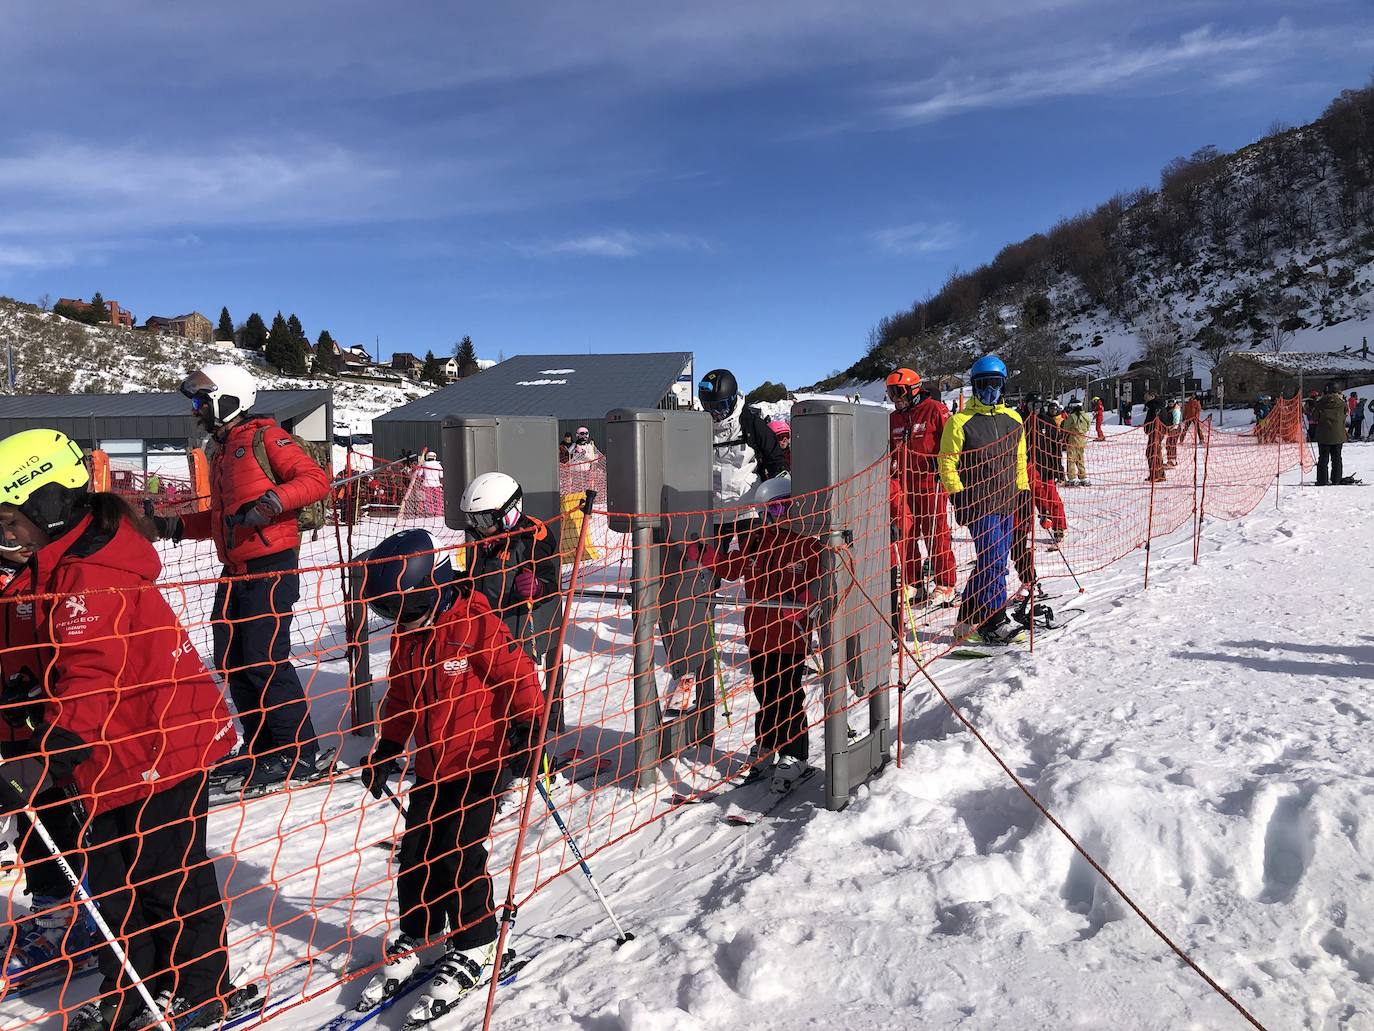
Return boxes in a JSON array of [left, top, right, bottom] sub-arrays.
[[969, 354, 1007, 406]]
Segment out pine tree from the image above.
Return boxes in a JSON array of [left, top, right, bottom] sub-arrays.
[[266, 311, 293, 373], [241, 312, 269, 352], [216, 307, 234, 342], [288, 313, 305, 343], [421, 349, 445, 386], [454, 335, 480, 378], [88, 291, 108, 324], [313, 330, 337, 375]]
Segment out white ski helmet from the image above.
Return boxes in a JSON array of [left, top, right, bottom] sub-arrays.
[[751, 475, 792, 520], [179, 363, 257, 426], [459, 471, 523, 534]]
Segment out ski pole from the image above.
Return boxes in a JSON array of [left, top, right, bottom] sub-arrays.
[[1054, 538, 1086, 594], [0, 779, 172, 1031], [533, 779, 633, 945], [707, 618, 730, 724]]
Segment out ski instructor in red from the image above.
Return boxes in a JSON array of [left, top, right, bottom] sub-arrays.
[[887, 368, 957, 607], [153, 364, 330, 794]]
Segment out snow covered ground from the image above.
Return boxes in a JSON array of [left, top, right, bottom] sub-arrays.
[[3, 439, 1369, 1031]]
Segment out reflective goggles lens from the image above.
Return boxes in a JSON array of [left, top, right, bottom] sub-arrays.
[[764, 498, 790, 521], [190, 393, 212, 413], [707, 396, 736, 422], [179, 371, 217, 401], [465, 510, 500, 534], [886, 384, 908, 403]]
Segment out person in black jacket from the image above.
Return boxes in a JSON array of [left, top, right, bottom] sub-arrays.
[[1143, 390, 1166, 482], [456, 471, 565, 731]]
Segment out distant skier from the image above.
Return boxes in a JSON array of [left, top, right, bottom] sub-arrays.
[[1061, 398, 1092, 486], [416, 448, 443, 516], [1350, 394, 1365, 440], [355, 529, 544, 1024], [1119, 399, 1132, 426], [1183, 392, 1203, 443], [1165, 399, 1182, 466], [939, 355, 1030, 644], [1092, 396, 1106, 440], [689, 476, 820, 791], [568, 427, 599, 463], [1022, 399, 1067, 544]]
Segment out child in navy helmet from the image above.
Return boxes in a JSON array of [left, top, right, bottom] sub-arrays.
[[355, 529, 545, 1024], [937, 355, 1031, 645]]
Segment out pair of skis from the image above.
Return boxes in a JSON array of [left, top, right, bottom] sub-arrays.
[[316, 950, 529, 1031]]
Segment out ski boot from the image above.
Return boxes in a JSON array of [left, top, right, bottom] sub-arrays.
[[967, 615, 1026, 646], [402, 941, 495, 1028], [355, 932, 423, 1010], [770, 756, 809, 794], [3, 894, 96, 987]]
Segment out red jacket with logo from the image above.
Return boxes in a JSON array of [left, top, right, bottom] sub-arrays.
[[180, 418, 330, 570], [704, 525, 822, 655], [15, 515, 235, 815], [379, 589, 545, 780], [890, 394, 950, 495]]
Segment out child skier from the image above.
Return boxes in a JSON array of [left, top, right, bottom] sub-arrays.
[[687, 476, 820, 791], [355, 529, 545, 1025]]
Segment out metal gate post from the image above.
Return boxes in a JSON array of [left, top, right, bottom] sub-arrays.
[[631, 524, 663, 789], [345, 556, 373, 735]]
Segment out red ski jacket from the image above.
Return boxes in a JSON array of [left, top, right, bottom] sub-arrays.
[[180, 418, 330, 571], [703, 525, 822, 655], [890, 394, 950, 495], [379, 589, 545, 780], [18, 514, 235, 815]]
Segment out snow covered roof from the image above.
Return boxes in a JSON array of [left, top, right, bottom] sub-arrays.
[[1239, 350, 1374, 375], [376, 351, 693, 423]]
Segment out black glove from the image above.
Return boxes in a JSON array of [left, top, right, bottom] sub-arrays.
[[506, 721, 544, 776], [240, 490, 284, 529], [143, 500, 183, 543], [950, 491, 971, 527], [362, 739, 404, 800], [0, 671, 43, 731]]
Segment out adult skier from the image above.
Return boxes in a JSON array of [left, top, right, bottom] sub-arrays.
[[1017, 398, 1067, 544], [1351, 394, 1366, 440], [1314, 381, 1348, 486], [457, 473, 564, 730], [689, 477, 820, 791], [697, 368, 787, 541], [939, 356, 1030, 644], [886, 368, 956, 606], [1092, 396, 1106, 440], [416, 449, 443, 517], [1062, 398, 1092, 486], [568, 427, 598, 463], [1143, 389, 1166, 481], [0, 429, 236, 1031], [354, 529, 544, 1024], [156, 364, 331, 793]]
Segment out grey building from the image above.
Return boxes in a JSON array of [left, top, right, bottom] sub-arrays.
[[0, 389, 332, 478], [372, 351, 693, 459]]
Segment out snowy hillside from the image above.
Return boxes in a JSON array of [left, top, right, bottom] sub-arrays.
[[0, 297, 433, 433], [822, 82, 1374, 394]]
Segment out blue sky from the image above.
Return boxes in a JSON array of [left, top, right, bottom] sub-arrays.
[[1, 2, 1371, 391]]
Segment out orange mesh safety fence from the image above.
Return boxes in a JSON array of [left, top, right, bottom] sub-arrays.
[[0, 403, 1308, 1031]]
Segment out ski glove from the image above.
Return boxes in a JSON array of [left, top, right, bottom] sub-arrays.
[[512, 571, 541, 600], [0, 670, 43, 731], [362, 739, 405, 800], [507, 721, 546, 776], [241, 490, 284, 529], [950, 490, 971, 527]]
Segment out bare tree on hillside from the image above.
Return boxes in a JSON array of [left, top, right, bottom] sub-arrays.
[[1137, 310, 1186, 395], [1197, 325, 1237, 426], [1260, 291, 1300, 354]]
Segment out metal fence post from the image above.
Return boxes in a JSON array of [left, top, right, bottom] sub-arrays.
[[631, 525, 663, 789]]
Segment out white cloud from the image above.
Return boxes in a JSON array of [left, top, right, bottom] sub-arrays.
[[870, 221, 963, 256], [880, 19, 1304, 124], [0, 243, 79, 270], [515, 231, 710, 259]]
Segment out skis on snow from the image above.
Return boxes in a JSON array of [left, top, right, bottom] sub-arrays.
[[314, 950, 528, 1031]]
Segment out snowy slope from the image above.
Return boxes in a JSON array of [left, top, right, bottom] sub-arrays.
[[0, 298, 432, 434]]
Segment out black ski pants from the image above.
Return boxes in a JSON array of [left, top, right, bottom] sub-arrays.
[[397, 770, 500, 950], [1317, 443, 1344, 485], [212, 550, 317, 764], [748, 651, 809, 763], [85, 774, 229, 1022], [17, 782, 86, 898]]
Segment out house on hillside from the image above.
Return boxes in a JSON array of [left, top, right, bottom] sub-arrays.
[[56, 297, 134, 328], [339, 345, 373, 375], [372, 351, 694, 459], [144, 312, 213, 345], [1228, 348, 1374, 399], [390, 352, 424, 377]]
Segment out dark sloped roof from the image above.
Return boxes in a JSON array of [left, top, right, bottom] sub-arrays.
[[376, 352, 693, 422], [0, 389, 328, 422]]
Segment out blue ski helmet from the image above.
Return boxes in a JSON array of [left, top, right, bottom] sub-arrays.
[[969, 354, 1007, 405], [358, 528, 458, 625]]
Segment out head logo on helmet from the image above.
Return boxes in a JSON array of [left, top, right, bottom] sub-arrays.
[[0, 429, 91, 538]]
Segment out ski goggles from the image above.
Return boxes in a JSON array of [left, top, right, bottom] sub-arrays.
[[179, 370, 219, 401], [367, 588, 437, 625], [705, 395, 737, 423], [189, 394, 213, 414], [886, 384, 912, 404], [463, 488, 521, 535], [763, 498, 791, 522]]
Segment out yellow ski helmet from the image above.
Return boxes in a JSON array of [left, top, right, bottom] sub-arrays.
[[0, 429, 90, 537]]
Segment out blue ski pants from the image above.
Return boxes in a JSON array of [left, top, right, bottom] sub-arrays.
[[961, 513, 1013, 625]]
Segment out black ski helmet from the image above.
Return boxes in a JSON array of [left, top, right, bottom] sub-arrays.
[[698, 369, 739, 422], [357, 529, 458, 624]]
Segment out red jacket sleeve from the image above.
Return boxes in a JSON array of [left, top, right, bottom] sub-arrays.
[[468, 599, 544, 726], [178, 509, 211, 541], [379, 639, 420, 748], [260, 425, 330, 512]]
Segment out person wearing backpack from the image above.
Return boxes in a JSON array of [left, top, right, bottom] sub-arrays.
[[150, 365, 331, 794]]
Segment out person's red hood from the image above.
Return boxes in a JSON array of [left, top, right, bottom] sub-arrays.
[[36, 513, 162, 588]]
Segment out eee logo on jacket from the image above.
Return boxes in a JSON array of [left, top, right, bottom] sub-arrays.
[[442, 657, 470, 675]]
